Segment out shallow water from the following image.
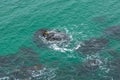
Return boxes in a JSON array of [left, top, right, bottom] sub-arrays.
[[0, 0, 120, 80]]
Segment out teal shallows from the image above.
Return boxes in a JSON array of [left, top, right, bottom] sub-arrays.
[[0, 0, 120, 79]]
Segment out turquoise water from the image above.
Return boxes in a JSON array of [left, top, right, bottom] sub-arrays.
[[0, 0, 120, 80]]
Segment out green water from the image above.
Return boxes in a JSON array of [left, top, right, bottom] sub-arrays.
[[0, 0, 120, 80]]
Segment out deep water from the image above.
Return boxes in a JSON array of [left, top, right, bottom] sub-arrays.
[[0, 0, 120, 80]]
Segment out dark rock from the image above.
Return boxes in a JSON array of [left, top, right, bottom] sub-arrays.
[[83, 59, 102, 71], [0, 46, 55, 80], [107, 58, 120, 80], [33, 29, 48, 48], [9, 69, 31, 80], [0, 55, 15, 67], [74, 58, 103, 78], [0, 64, 43, 80], [76, 38, 109, 54], [104, 26, 120, 40], [33, 29, 70, 48], [55, 58, 105, 80], [108, 50, 120, 58], [0, 47, 40, 75], [9, 64, 43, 80], [15, 47, 40, 67], [92, 16, 106, 23], [75, 64, 97, 78]]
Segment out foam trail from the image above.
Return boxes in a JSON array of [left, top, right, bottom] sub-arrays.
[[49, 44, 73, 52]]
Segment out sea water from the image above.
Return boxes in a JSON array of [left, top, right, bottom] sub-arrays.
[[0, 0, 120, 80]]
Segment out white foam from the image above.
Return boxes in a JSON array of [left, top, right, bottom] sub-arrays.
[[49, 44, 73, 52], [0, 76, 9, 80], [74, 43, 81, 50], [31, 67, 57, 80]]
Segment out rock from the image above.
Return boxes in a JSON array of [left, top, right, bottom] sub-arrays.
[[92, 16, 106, 23], [0, 46, 56, 80], [9, 69, 31, 80], [33, 29, 70, 48], [83, 59, 102, 71], [0, 47, 40, 74], [0, 65, 43, 80], [107, 50, 120, 58], [15, 47, 40, 67], [107, 58, 120, 80], [76, 38, 109, 54], [104, 26, 120, 40], [9, 64, 43, 80]]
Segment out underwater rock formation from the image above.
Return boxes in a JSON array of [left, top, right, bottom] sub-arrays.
[[104, 26, 120, 40], [83, 59, 102, 71], [0, 47, 40, 75], [15, 47, 40, 67], [0, 47, 55, 80], [92, 16, 106, 23], [76, 38, 109, 54], [9, 64, 43, 80], [0, 64, 47, 80], [107, 58, 120, 80], [33, 29, 70, 48], [66, 58, 104, 80], [0, 47, 56, 80], [100, 50, 120, 80], [108, 50, 120, 58]]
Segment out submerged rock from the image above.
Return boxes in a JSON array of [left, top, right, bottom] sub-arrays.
[[92, 16, 106, 23], [76, 38, 109, 54], [0, 64, 45, 80], [9, 69, 31, 80], [77, 56, 111, 80], [0, 47, 56, 80], [0, 47, 40, 73], [102, 51, 120, 80], [83, 59, 102, 71], [107, 58, 120, 80], [55, 58, 106, 80], [73, 58, 104, 80], [104, 26, 120, 40], [33, 29, 70, 48], [15, 47, 40, 67], [9, 64, 43, 80], [108, 50, 120, 58]]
